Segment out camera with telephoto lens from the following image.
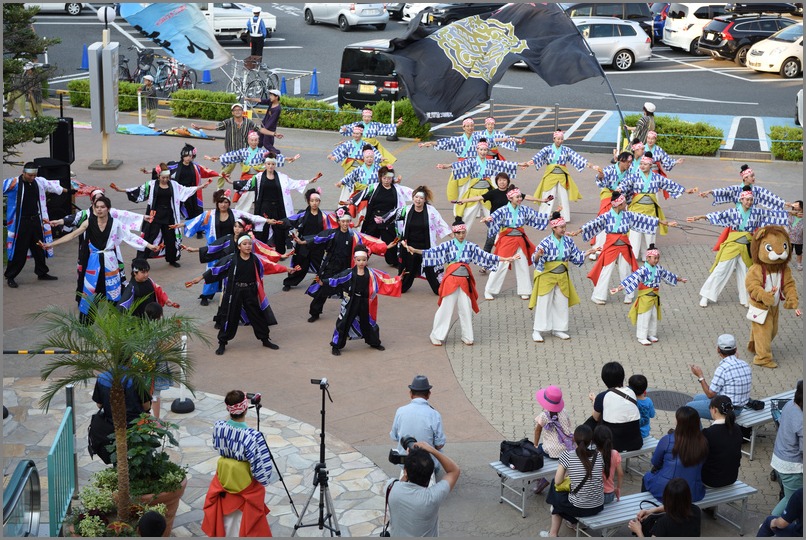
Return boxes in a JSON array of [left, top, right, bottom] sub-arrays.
[[246, 392, 262, 405], [388, 436, 417, 465]]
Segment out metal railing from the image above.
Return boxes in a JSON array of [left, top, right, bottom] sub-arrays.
[[2, 460, 41, 537], [47, 406, 76, 537]]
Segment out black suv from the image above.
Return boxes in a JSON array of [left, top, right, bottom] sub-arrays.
[[419, 3, 507, 27], [698, 14, 798, 65], [562, 2, 655, 44], [338, 40, 403, 109]]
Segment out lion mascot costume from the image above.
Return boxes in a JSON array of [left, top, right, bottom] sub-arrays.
[[745, 225, 800, 368]]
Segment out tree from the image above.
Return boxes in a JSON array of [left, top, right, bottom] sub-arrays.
[[3, 3, 60, 164], [35, 298, 209, 521]]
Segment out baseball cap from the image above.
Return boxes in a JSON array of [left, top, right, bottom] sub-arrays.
[[143, 75, 154, 82], [269, 89, 281, 97], [717, 334, 736, 351], [230, 103, 244, 111]]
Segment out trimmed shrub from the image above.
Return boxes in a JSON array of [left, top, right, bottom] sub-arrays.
[[624, 114, 723, 156], [118, 81, 141, 111], [769, 125, 803, 161], [67, 79, 90, 108], [274, 96, 358, 130], [368, 98, 431, 140], [66, 79, 142, 112], [170, 89, 238, 121]]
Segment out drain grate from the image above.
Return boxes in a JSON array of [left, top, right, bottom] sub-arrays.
[[646, 390, 694, 412]]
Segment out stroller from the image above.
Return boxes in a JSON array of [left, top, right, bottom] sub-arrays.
[[768, 398, 791, 500]]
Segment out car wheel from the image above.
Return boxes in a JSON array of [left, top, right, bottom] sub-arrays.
[[780, 57, 801, 79], [338, 15, 351, 32], [734, 45, 750, 67], [689, 39, 704, 56], [304, 9, 315, 25], [375, 23, 387, 30], [612, 50, 634, 71], [65, 3, 82, 16]]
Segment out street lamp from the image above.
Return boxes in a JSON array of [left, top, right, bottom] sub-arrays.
[[97, 5, 115, 30]]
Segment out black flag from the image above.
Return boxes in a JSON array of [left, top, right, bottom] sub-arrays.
[[387, 3, 602, 124]]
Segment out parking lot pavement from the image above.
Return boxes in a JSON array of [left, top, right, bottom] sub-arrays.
[[4, 104, 803, 536]]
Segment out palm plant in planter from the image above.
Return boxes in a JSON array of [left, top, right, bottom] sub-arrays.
[[36, 298, 208, 525]]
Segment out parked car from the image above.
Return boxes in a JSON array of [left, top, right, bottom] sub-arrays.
[[338, 39, 402, 108], [24, 3, 85, 16], [725, 3, 800, 15], [402, 3, 440, 21], [663, 3, 728, 54], [573, 17, 652, 70], [386, 2, 406, 20], [419, 3, 506, 27], [698, 14, 798, 65], [747, 22, 803, 77], [303, 3, 389, 31], [562, 2, 655, 44], [651, 2, 670, 42]]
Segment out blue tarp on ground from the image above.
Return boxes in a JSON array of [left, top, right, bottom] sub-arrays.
[[116, 124, 213, 139]]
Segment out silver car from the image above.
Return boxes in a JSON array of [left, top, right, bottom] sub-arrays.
[[303, 3, 389, 31], [573, 17, 653, 71]]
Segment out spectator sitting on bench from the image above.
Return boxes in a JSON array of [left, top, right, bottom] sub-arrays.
[[642, 406, 708, 503], [769, 380, 803, 517], [531, 385, 575, 495], [701, 395, 743, 489], [593, 425, 623, 504], [585, 361, 643, 452], [757, 487, 802, 537], [686, 333, 752, 420], [628, 374, 655, 438], [628, 477, 702, 537]]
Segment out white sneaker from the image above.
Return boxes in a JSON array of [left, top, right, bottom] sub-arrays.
[[552, 331, 571, 340], [624, 296, 634, 304], [649, 336, 659, 343], [699, 296, 708, 308], [520, 295, 530, 300], [533, 332, 544, 342], [589, 253, 598, 261], [484, 294, 494, 301], [638, 338, 652, 346], [461, 338, 474, 346], [147, 123, 156, 128], [430, 338, 442, 346], [592, 298, 606, 305], [538, 532, 551, 538], [798, 264, 803, 271]]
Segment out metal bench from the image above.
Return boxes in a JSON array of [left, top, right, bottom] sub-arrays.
[[489, 437, 658, 518], [577, 481, 758, 537], [736, 389, 795, 460]]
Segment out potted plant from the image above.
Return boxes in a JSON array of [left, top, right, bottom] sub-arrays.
[[36, 298, 208, 528]]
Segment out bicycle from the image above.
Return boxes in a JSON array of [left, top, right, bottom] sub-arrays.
[[156, 58, 197, 96], [118, 45, 156, 83], [243, 55, 280, 101]]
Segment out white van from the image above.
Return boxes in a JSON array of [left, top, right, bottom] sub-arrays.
[[662, 3, 727, 54]]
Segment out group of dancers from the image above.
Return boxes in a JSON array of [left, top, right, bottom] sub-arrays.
[[17, 108, 801, 354]]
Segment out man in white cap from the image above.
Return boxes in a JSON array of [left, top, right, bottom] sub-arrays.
[[627, 102, 656, 145], [138, 74, 158, 128], [246, 88, 283, 154], [686, 334, 752, 420], [246, 6, 267, 57]]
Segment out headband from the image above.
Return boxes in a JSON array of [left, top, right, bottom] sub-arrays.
[[645, 248, 660, 257], [414, 191, 426, 199], [353, 248, 369, 258], [507, 187, 521, 198], [353, 125, 364, 132], [226, 397, 249, 416], [237, 235, 252, 246], [632, 142, 645, 151], [550, 216, 566, 228], [235, 219, 253, 232], [159, 170, 171, 177], [553, 130, 564, 138], [264, 157, 277, 164], [23, 168, 38, 174], [612, 194, 626, 206], [647, 130, 657, 138], [247, 130, 259, 137], [363, 148, 375, 155], [90, 189, 105, 199], [640, 155, 653, 164], [739, 190, 754, 201], [336, 207, 351, 220], [485, 117, 495, 123], [477, 142, 489, 150], [462, 118, 474, 126], [740, 168, 754, 179], [308, 192, 321, 200], [452, 223, 467, 232], [362, 109, 372, 115]]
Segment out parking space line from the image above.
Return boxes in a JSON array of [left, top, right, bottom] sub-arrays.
[[429, 104, 491, 131], [516, 107, 553, 138], [582, 111, 614, 142], [502, 108, 533, 131], [724, 117, 769, 151]]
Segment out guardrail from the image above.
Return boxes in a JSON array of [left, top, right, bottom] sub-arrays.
[[48, 406, 76, 537], [2, 460, 41, 537]]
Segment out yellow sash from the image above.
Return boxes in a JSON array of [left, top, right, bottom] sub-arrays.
[[216, 457, 253, 494], [448, 173, 492, 217], [532, 164, 582, 201], [710, 230, 753, 272], [628, 287, 660, 325], [628, 192, 667, 235], [599, 188, 613, 200], [528, 261, 580, 309], [362, 137, 397, 167]]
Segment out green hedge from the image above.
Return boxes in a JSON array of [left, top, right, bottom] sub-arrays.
[[275, 96, 359, 130], [624, 114, 723, 156], [66, 79, 141, 111], [769, 125, 803, 161], [169, 89, 238, 121], [366, 98, 431, 140]]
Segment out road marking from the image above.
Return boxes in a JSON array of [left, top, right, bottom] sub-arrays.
[[650, 52, 763, 82], [582, 111, 614, 142], [429, 104, 491, 131], [724, 117, 769, 151], [225, 46, 303, 50], [493, 84, 524, 90], [502, 108, 534, 131], [320, 95, 338, 103], [49, 73, 90, 83], [516, 107, 553, 138], [618, 88, 758, 106], [563, 110, 603, 140]]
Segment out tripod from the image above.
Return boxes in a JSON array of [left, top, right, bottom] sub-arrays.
[[292, 378, 341, 537]]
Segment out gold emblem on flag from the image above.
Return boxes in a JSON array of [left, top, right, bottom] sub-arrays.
[[429, 16, 527, 83]]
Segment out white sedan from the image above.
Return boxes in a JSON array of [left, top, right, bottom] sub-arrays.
[[24, 3, 85, 16], [402, 3, 439, 21], [747, 23, 803, 79], [573, 17, 652, 71], [303, 3, 389, 31]]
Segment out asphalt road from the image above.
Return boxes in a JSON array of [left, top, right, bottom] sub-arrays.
[[36, 3, 802, 117]]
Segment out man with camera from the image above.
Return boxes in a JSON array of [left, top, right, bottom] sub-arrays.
[[386, 441, 460, 537], [390, 375, 447, 474]]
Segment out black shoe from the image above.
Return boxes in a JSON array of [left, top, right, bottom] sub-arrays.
[[37, 274, 58, 281], [262, 339, 279, 350], [168, 261, 181, 268], [7, 278, 18, 288], [331, 346, 341, 356], [702, 507, 717, 520], [371, 344, 385, 351], [214, 321, 221, 329], [200, 297, 209, 306], [215, 343, 226, 355], [282, 285, 291, 292], [196, 232, 204, 239], [307, 314, 319, 323]]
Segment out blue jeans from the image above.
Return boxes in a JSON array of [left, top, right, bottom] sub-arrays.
[[756, 515, 802, 536], [603, 491, 615, 504], [686, 393, 744, 421]]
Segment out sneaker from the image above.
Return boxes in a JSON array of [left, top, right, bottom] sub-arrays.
[[532, 477, 550, 494], [168, 261, 181, 268], [430, 337, 443, 346], [262, 339, 279, 350], [798, 264, 803, 271], [215, 343, 226, 355], [307, 314, 319, 323], [147, 123, 156, 128], [371, 344, 385, 351], [624, 296, 633, 304], [520, 295, 530, 300], [699, 296, 708, 308], [461, 338, 474, 346], [552, 331, 571, 340], [533, 332, 544, 343], [592, 298, 606, 305], [538, 531, 551, 538], [37, 274, 58, 281], [200, 297, 209, 306], [484, 294, 494, 301], [282, 285, 291, 292], [638, 338, 652, 346], [588, 253, 598, 261], [331, 346, 341, 356], [7, 278, 18, 288], [649, 336, 659, 343]]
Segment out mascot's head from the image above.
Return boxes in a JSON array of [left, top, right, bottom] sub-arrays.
[[751, 225, 792, 268]]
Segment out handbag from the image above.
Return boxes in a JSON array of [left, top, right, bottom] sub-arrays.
[[639, 500, 663, 537], [746, 304, 768, 324], [500, 438, 544, 472], [379, 479, 397, 537], [88, 410, 115, 465], [555, 477, 571, 492]]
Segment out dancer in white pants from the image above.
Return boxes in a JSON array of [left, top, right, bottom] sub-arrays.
[[687, 187, 789, 307], [404, 217, 516, 346], [482, 185, 550, 300], [590, 152, 632, 260], [610, 244, 687, 346], [529, 213, 600, 342], [523, 130, 594, 222]]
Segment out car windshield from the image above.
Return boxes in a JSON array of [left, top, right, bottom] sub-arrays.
[[342, 49, 396, 76], [651, 3, 668, 15], [667, 4, 689, 19], [769, 23, 803, 42]]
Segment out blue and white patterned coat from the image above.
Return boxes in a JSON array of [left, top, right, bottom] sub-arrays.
[[581, 210, 660, 242], [212, 420, 273, 485]]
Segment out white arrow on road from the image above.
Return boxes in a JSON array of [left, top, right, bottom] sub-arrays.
[[617, 88, 758, 106]]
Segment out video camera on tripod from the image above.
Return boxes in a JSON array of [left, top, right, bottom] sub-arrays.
[[246, 392, 262, 406], [388, 436, 417, 465]]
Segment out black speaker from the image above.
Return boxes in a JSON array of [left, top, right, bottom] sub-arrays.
[[33, 157, 73, 221], [50, 116, 75, 164]]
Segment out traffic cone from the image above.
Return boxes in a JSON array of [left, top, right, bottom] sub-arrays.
[[306, 68, 322, 97], [280, 76, 287, 95], [200, 70, 213, 84], [78, 44, 89, 71]]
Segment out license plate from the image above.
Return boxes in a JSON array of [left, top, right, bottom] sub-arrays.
[[363, 9, 378, 15], [707, 32, 715, 40], [428, 14, 434, 24], [358, 84, 375, 94]]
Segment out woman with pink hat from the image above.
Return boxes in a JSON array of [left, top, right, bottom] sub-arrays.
[[532, 385, 575, 494]]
